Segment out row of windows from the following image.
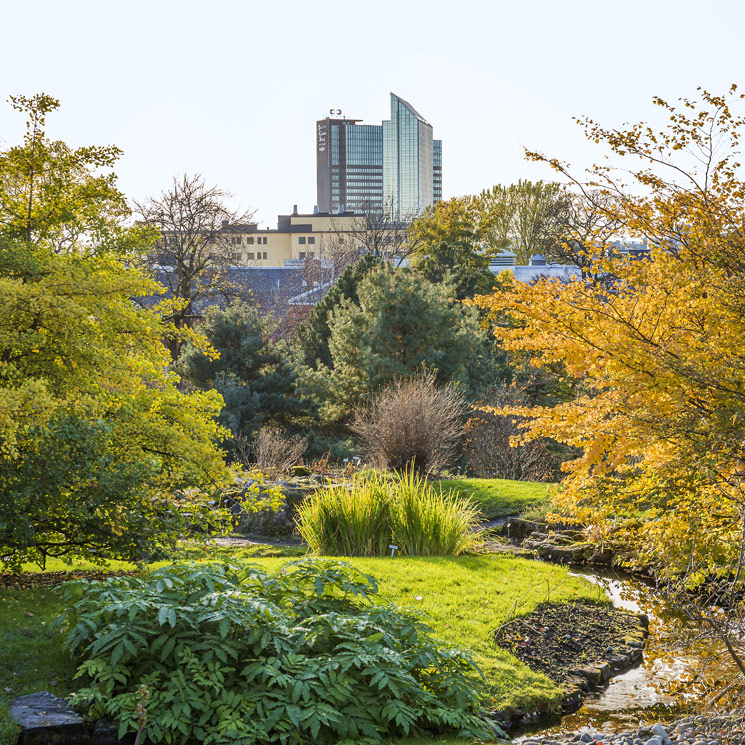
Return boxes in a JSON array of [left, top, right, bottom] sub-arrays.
[[230, 236, 269, 245], [298, 251, 315, 259], [298, 236, 316, 245], [246, 252, 268, 260]]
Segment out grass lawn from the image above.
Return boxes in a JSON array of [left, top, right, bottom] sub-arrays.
[[432, 477, 554, 520], [0, 553, 605, 745]]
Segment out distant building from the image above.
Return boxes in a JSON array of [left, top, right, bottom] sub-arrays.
[[316, 93, 442, 219], [206, 208, 373, 268]]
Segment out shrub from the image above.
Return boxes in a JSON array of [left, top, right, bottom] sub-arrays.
[[351, 371, 467, 475], [464, 384, 555, 482], [237, 427, 307, 477], [296, 472, 480, 556], [60, 560, 494, 745]]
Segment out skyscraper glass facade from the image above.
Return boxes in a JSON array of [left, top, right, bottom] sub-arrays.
[[317, 94, 441, 219]]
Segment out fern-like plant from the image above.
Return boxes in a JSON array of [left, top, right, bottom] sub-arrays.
[[60, 559, 497, 744]]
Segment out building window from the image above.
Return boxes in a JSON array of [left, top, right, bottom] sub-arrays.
[[298, 236, 306, 244], [299, 251, 306, 259], [247, 237, 254, 244], [307, 251, 315, 258], [308, 237, 316, 245], [263, 237, 268, 244], [247, 252, 255, 260], [262, 251, 268, 259]]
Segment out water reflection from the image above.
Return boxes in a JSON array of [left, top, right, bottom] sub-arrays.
[[531, 568, 735, 736]]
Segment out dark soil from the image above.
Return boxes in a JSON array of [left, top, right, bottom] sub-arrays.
[[494, 600, 643, 685]]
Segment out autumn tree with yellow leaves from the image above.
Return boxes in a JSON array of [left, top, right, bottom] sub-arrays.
[[475, 87, 745, 579]]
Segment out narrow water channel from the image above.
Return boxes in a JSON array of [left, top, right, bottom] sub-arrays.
[[520, 568, 733, 739]]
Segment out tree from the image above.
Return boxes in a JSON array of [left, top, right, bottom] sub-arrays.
[[0, 93, 149, 254], [0, 96, 230, 570], [302, 265, 501, 429], [136, 174, 255, 358], [476, 86, 745, 578], [477, 180, 568, 263], [330, 199, 420, 266], [541, 190, 626, 277], [295, 252, 381, 370], [463, 384, 555, 481], [179, 302, 305, 449], [409, 196, 496, 299]]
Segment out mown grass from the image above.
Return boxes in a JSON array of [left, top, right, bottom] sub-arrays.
[[244, 555, 605, 713], [432, 477, 554, 520], [0, 587, 79, 744], [0, 552, 603, 744]]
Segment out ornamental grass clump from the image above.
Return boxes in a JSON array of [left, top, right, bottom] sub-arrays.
[[294, 478, 391, 556], [389, 470, 481, 556], [296, 472, 481, 556], [60, 560, 494, 745]]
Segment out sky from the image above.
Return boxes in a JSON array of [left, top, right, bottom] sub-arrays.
[[1, 0, 744, 228]]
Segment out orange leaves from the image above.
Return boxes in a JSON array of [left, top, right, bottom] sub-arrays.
[[473, 87, 745, 573]]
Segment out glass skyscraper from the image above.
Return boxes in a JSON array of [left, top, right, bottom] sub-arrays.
[[316, 93, 441, 219]]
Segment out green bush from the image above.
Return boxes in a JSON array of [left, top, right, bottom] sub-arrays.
[[60, 560, 494, 745], [296, 472, 481, 556]]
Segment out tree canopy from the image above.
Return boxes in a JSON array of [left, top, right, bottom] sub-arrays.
[[302, 264, 501, 429], [476, 86, 745, 575], [0, 95, 229, 569], [179, 302, 305, 448]]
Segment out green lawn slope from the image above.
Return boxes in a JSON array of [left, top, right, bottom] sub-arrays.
[[432, 477, 554, 520]]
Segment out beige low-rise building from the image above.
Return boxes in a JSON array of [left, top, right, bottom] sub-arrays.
[[223, 207, 366, 267]]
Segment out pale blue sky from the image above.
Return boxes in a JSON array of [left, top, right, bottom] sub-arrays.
[[1, 0, 743, 226]]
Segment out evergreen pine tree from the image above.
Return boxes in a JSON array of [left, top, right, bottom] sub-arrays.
[[295, 253, 380, 369], [180, 302, 304, 444]]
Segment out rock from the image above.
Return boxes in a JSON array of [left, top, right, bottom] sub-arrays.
[[9, 692, 89, 745], [651, 724, 669, 738], [91, 719, 137, 745], [502, 518, 548, 540]]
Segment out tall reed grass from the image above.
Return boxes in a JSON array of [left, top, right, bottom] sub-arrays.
[[296, 471, 481, 556], [389, 470, 480, 555]]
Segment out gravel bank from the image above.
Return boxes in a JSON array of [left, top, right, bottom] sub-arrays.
[[520, 713, 745, 745]]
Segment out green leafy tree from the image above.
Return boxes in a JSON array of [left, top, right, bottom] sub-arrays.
[[409, 196, 496, 299], [179, 302, 305, 446], [0, 93, 150, 254], [0, 96, 229, 569], [478, 180, 568, 263]]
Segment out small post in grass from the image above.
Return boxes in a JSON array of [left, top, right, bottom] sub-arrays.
[[389, 544, 398, 557]]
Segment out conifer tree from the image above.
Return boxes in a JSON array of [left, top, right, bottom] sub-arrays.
[[180, 302, 304, 445], [295, 253, 380, 369]]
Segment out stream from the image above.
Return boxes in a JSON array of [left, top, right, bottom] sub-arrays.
[[517, 568, 735, 740]]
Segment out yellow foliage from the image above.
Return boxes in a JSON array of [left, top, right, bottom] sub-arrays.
[[475, 87, 745, 574]]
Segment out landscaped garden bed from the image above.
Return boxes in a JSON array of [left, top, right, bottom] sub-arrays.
[[0, 552, 608, 745]]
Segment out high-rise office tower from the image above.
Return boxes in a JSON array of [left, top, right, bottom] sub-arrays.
[[316, 93, 441, 219]]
